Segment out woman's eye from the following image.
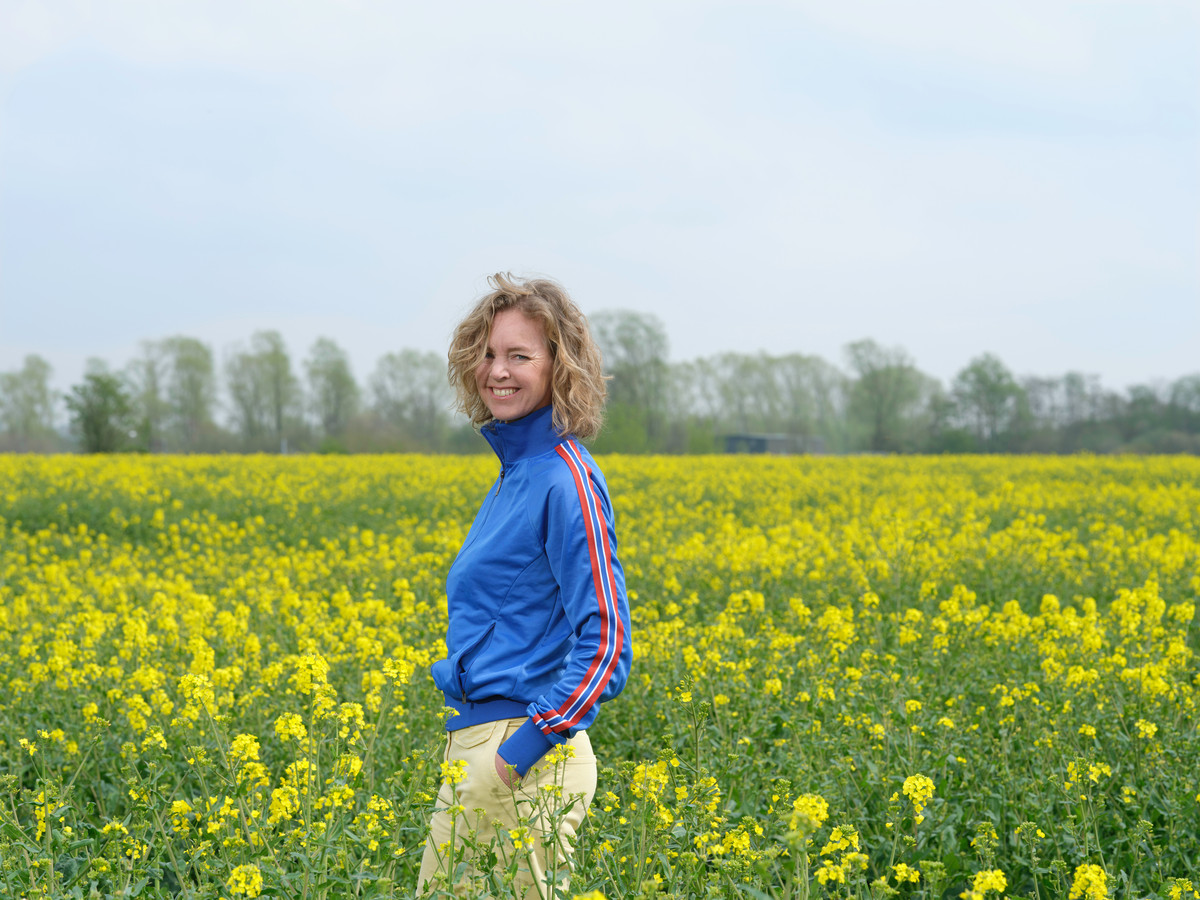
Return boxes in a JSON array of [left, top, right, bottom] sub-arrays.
[[513, 354, 529, 361]]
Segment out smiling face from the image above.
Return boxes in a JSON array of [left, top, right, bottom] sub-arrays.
[[474, 307, 554, 423]]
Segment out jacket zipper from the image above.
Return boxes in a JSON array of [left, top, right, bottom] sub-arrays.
[[458, 435, 506, 701]]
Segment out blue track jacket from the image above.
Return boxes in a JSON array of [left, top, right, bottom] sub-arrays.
[[431, 404, 633, 777]]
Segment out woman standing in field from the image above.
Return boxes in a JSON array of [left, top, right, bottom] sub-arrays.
[[419, 273, 633, 898]]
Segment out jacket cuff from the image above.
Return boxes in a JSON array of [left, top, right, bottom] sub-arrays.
[[497, 718, 554, 777]]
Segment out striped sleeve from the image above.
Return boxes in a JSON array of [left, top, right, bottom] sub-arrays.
[[527, 441, 629, 736], [496, 441, 632, 775]]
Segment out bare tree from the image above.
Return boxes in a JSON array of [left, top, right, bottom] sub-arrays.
[[1168, 374, 1200, 434], [161, 336, 218, 451], [125, 340, 171, 452], [225, 330, 299, 450], [775, 353, 849, 451], [369, 349, 452, 449], [225, 348, 269, 444], [0, 354, 58, 450], [305, 337, 360, 441]]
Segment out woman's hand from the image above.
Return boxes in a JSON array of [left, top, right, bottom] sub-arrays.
[[494, 752, 518, 788]]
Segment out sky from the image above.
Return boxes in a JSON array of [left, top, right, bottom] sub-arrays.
[[1, 0, 1196, 398]]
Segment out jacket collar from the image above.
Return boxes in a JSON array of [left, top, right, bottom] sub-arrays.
[[482, 404, 565, 465]]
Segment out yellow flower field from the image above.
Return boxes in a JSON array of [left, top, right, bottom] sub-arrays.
[[1, 454, 1198, 899]]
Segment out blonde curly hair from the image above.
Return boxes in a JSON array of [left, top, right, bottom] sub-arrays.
[[448, 273, 607, 440]]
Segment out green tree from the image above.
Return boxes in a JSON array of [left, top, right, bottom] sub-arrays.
[[591, 310, 670, 451], [924, 382, 974, 452], [952, 353, 1025, 450], [64, 363, 134, 452], [844, 339, 927, 452]]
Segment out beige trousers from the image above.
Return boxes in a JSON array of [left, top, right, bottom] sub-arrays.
[[418, 717, 598, 899]]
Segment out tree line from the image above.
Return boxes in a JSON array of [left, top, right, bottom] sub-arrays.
[[2, 311, 1198, 454]]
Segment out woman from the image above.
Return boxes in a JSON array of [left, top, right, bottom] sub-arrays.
[[419, 273, 633, 898]]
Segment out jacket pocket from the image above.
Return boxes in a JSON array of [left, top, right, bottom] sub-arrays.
[[453, 622, 497, 699]]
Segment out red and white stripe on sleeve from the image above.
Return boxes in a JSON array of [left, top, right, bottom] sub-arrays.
[[532, 440, 625, 734]]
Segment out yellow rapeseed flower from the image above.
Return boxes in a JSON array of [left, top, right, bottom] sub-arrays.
[[226, 863, 264, 898], [902, 774, 936, 824], [1069, 864, 1109, 900], [789, 793, 829, 835]]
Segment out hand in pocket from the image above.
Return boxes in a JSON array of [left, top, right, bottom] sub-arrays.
[[494, 752, 519, 788]]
